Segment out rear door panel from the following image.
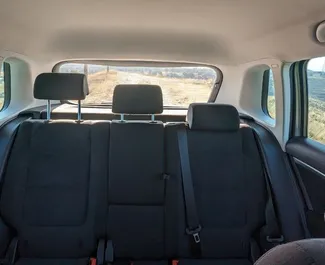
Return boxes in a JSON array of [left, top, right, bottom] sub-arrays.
[[286, 138, 325, 237]]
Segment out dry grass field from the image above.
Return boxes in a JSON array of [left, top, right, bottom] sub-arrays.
[[83, 70, 214, 107], [308, 97, 325, 143], [268, 95, 325, 144]]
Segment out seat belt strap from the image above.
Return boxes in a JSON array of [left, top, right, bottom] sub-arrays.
[[0, 120, 24, 187], [252, 130, 284, 250], [0, 119, 28, 265], [177, 127, 202, 257], [0, 237, 19, 265], [250, 238, 261, 263]]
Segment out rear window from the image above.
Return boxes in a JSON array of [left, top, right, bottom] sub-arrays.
[[56, 63, 218, 108]]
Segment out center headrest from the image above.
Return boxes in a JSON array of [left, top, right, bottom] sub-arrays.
[[187, 103, 240, 131], [34, 73, 89, 100], [112, 84, 163, 114]]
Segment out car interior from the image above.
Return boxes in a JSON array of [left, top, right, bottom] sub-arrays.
[[0, 1, 325, 265]]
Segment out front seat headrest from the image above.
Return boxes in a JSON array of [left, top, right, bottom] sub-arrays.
[[255, 239, 325, 265], [112, 84, 163, 114], [187, 103, 240, 131], [34, 73, 89, 100]]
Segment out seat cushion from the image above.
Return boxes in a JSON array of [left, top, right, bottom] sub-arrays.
[[15, 258, 89, 265], [178, 259, 252, 265], [114, 261, 168, 265], [114, 260, 251, 265]]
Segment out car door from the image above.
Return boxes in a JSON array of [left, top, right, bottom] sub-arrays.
[[286, 57, 325, 237]]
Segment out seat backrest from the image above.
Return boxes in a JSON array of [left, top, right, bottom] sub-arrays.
[[0, 73, 110, 258], [255, 239, 325, 265], [107, 84, 166, 260], [165, 103, 267, 259]]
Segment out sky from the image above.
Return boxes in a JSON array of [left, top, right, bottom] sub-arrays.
[[308, 56, 325, 71]]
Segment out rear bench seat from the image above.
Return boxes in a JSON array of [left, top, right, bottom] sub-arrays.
[[0, 73, 110, 265], [0, 74, 305, 265]]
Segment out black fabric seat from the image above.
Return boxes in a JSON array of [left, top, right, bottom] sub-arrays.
[[107, 85, 167, 262], [178, 259, 252, 265], [0, 74, 110, 265], [0, 78, 306, 265], [15, 258, 90, 265], [165, 104, 268, 265]]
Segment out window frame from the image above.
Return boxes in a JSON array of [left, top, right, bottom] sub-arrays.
[[290, 58, 325, 145], [289, 60, 308, 138], [0, 62, 11, 112], [261, 69, 275, 119], [52, 60, 223, 109], [304, 58, 325, 144]]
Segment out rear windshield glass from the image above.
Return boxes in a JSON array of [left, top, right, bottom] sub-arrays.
[[57, 63, 218, 107]]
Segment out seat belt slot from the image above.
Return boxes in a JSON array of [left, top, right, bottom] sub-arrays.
[[266, 235, 284, 243], [105, 240, 114, 263], [96, 239, 105, 265]]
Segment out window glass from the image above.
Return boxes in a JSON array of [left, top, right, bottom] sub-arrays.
[[307, 57, 325, 144], [0, 63, 4, 110], [57, 63, 218, 108], [263, 69, 276, 119]]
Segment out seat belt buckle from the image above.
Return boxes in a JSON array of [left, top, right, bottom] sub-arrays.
[[186, 225, 202, 243], [105, 240, 114, 263], [96, 239, 105, 265], [192, 233, 200, 243], [266, 235, 284, 243]]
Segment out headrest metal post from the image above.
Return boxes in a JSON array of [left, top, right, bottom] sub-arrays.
[[47, 100, 51, 120], [77, 100, 81, 121], [151, 114, 155, 122]]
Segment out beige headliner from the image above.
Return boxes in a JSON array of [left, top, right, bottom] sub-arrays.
[[1, 0, 325, 66]]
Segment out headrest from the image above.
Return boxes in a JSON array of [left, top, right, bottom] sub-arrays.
[[112, 84, 163, 114], [187, 103, 240, 131], [255, 239, 325, 265], [34, 73, 89, 100]]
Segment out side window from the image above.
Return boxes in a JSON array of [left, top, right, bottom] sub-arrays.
[[0, 63, 4, 110], [0, 62, 10, 111], [307, 57, 325, 144], [262, 69, 276, 119]]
